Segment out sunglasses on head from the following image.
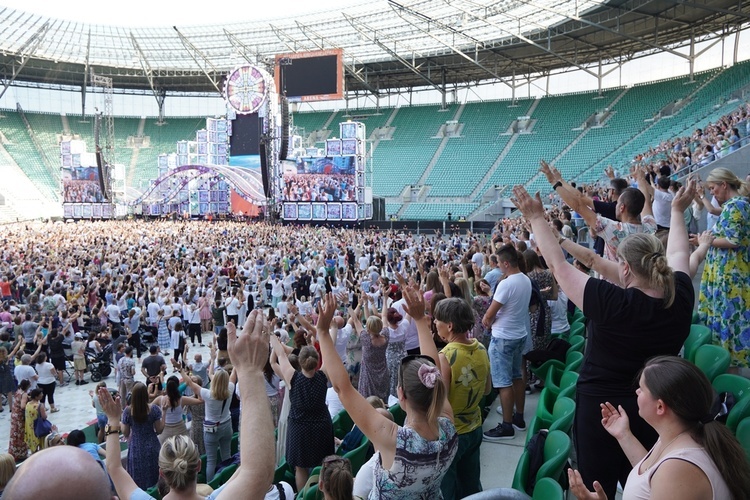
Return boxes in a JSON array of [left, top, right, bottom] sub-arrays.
[[398, 354, 435, 388]]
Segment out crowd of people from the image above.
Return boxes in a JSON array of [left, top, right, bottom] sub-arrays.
[[630, 101, 750, 174], [282, 174, 357, 202], [0, 159, 748, 499]]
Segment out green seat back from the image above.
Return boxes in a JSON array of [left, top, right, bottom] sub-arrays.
[[693, 345, 730, 382], [532, 477, 564, 500], [548, 397, 576, 435], [332, 409, 354, 439], [342, 434, 373, 475], [145, 485, 162, 500], [692, 310, 700, 325], [529, 358, 565, 383], [536, 430, 572, 484], [535, 388, 557, 422], [568, 321, 585, 339], [388, 403, 407, 426], [511, 450, 531, 492], [726, 395, 750, 434], [565, 351, 584, 373], [231, 432, 239, 456], [208, 463, 238, 489], [736, 417, 750, 463], [713, 374, 750, 403], [683, 325, 711, 362], [567, 336, 585, 354]]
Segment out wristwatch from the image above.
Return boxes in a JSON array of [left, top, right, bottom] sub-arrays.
[[105, 424, 120, 436], [552, 181, 563, 191]]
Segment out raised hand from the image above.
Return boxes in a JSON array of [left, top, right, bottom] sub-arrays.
[[567, 469, 608, 500], [540, 160, 562, 184], [511, 185, 546, 220], [227, 309, 269, 373], [401, 284, 427, 321], [600, 402, 630, 441], [671, 177, 697, 212], [97, 386, 122, 423], [316, 293, 338, 335]]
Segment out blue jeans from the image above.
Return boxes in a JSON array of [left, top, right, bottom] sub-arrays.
[[488, 336, 526, 388], [204, 419, 232, 481], [441, 426, 483, 500]]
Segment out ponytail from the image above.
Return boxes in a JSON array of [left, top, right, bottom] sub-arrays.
[[693, 419, 750, 500], [618, 234, 675, 309], [644, 252, 674, 309], [401, 359, 446, 425]]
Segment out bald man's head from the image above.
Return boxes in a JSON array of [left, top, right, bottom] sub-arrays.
[[4, 446, 114, 500]]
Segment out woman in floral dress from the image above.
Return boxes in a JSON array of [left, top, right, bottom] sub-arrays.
[[8, 379, 30, 462], [698, 168, 750, 369]]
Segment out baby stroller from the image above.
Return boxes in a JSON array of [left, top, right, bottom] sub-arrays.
[[86, 343, 113, 382]]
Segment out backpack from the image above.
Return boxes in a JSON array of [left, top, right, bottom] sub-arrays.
[[525, 429, 548, 494], [528, 278, 547, 337]]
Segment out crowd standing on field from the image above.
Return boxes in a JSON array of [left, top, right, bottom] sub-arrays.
[[0, 161, 748, 499]]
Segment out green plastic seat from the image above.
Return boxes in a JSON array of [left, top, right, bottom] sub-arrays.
[[683, 325, 711, 362], [535, 388, 557, 423], [570, 308, 584, 325], [692, 310, 700, 324], [342, 434, 373, 475], [736, 417, 750, 463], [512, 430, 572, 495], [536, 430, 572, 485], [388, 403, 407, 426], [532, 477, 564, 499], [231, 432, 239, 455], [197, 454, 208, 483], [726, 395, 750, 434], [511, 451, 531, 493], [712, 374, 750, 403], [145, 485, 162, 500], [332, 409, 354, 439], [565, 351, 584, 373], [693, 344, 730, 382], [526, 397, 576, 444], [568, 321, 585, 339], [544, 367, 579, 398], [208, 463, 238, 489], [567, 336, 585, 355]]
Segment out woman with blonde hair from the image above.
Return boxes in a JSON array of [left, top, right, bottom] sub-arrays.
[[697, 167, 750, 370], [511, 179, 698, 499], [355, 311, 390, 401], [0, 453, 16, 496], [180, 364, 235, 482]]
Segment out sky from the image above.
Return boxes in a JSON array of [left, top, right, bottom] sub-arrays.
[[0, 0, 361, 26]]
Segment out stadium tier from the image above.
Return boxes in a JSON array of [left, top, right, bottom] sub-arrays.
[[2, 61, 750, 222]]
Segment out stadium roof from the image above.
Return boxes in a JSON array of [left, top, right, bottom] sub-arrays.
[[1, 0, 749, 97]]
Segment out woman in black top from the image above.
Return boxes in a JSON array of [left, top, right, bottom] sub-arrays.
[[46, 329, 67, 387], [511, 179, 698, 499]]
